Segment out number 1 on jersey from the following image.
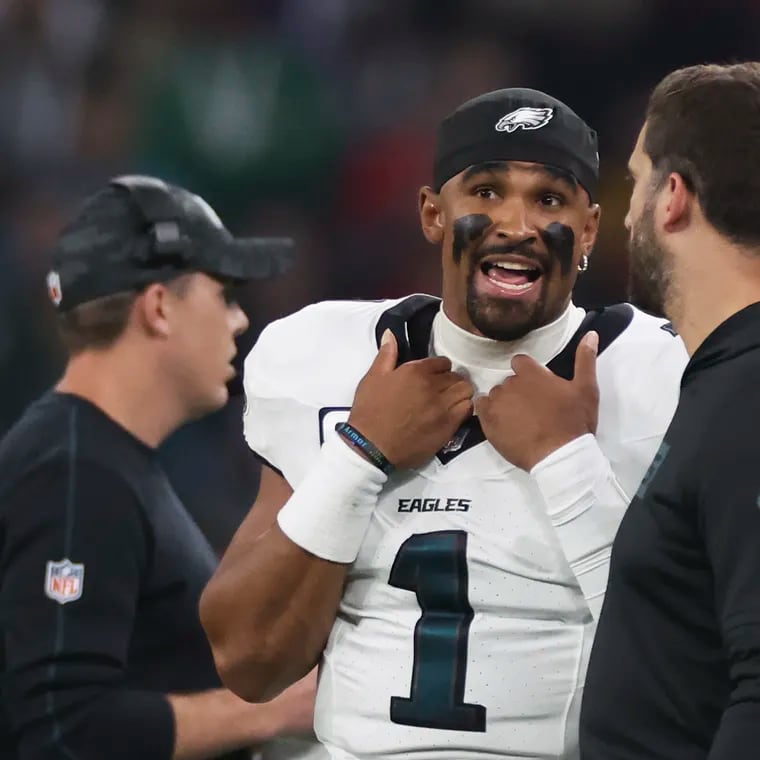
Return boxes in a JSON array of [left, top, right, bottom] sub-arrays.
[[388, 530, 486, 732]]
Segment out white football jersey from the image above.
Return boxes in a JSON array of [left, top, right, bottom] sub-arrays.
[[258, 737, 329, 760], [243, 296, 688, 760]]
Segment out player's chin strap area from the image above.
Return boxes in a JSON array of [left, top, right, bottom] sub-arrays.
[[374, 294, 441, 366], [547, 303, 634, 381], [374, 297, 634, 464], [374, 295, 634, 378]]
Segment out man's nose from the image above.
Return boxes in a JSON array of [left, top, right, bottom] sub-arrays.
[[232, 304, 249, 337], [491, 198, 538, 244]]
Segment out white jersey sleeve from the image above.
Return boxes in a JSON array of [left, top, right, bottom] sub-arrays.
[[242, 298, 404, 486], [531, 307, 688, 618]]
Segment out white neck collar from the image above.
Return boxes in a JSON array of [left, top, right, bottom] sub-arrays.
[[431, 302, 585, 394]]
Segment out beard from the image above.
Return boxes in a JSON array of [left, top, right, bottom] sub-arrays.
[[464, 243, 554, 342], [465, 282, 551, 341], [627, 197, 675, 318]]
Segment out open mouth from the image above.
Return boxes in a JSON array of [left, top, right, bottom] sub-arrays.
[[479, 257, 544, 295]]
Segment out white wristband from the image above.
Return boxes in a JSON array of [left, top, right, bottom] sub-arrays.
[[277, 433, 388, 563]]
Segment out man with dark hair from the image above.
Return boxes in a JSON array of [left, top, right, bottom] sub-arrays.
[[201, 89, 688, 759], [580, 62, 760, 760], [0, 175, 317, 759]]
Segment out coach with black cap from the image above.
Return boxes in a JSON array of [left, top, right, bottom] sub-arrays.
[[0, 176, 317, 759], [199, 88, 686, 759]]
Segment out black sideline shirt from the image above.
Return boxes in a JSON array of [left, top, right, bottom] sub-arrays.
[[0, 393, 245, 760], [581, 302, 760, 760]]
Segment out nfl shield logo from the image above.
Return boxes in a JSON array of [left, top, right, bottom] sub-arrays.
[[46, 270, 63, 307], [45, 558, 85, 604]]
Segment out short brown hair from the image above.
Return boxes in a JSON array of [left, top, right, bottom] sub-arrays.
[[645, 62, 760, 247], [57, 274, 194, 355], [57, 291, 137, 355]]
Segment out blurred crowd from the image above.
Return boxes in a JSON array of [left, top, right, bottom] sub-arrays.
[[0, 0, 756, 550]]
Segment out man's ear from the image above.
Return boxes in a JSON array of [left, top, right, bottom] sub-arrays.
[[419, 186, 444, 244], [662, 172, 692, 233], [580, 202, 601, 260], [135, 283, 172, 338]]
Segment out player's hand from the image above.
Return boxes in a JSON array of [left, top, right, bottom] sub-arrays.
[[267, 667, 318, 739], [348, 330, 475, 470], [475, 331, 600, 471]]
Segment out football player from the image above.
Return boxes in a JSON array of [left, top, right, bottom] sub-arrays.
[[201, 88, 688, 759]]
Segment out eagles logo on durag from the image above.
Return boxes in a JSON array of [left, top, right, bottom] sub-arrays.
[[495, 107, 554, 133]]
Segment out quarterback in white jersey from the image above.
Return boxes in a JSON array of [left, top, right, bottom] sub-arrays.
[[200, 87, 688, 759], [242, 294, 684, 759]]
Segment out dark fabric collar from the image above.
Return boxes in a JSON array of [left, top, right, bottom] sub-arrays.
[[375, 295, 633, 378], [683, 301, 760, 386], [374, 296, 633, 465], [374, 295, 440, 364]]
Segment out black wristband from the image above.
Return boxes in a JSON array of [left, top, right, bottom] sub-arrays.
[[335, 422, 395, 475]]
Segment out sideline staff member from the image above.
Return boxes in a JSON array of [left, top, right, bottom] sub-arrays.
[[581, 62, 760, 759], [0, 176, 313, 759]]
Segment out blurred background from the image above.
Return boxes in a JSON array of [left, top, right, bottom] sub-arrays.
[[0, 0, 755, 551]]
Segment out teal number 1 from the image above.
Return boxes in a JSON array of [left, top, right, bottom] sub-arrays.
[[388, 530, 486, 732]]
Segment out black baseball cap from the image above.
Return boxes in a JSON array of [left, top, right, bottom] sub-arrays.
[[46, 175, 294, 312], [433, 88, 599, 200]]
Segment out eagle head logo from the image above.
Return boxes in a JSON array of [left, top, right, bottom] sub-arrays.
[[495, 107, 554, 133]]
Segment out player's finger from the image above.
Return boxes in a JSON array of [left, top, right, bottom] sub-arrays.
[[473, 394, 488, 418], [449, 396, 474, 424], [366, 329, 399, 375], [442, 378, 476, 408], [407, 356, 454, 374], [573, 331, 599, 392], [511, 353, 550, 377], [419, 372, 463, 397]]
